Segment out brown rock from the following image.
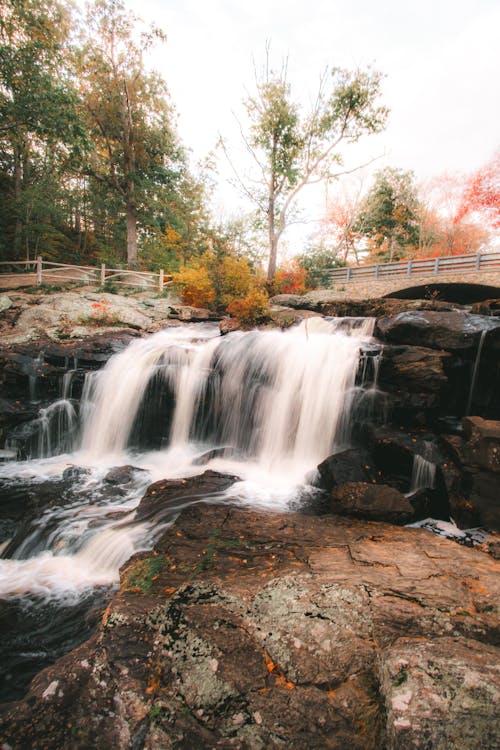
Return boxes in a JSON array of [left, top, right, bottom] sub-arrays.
[[1, 504, 498, 749], [462, 416, 500, 473], [330, 482, 416, 524]]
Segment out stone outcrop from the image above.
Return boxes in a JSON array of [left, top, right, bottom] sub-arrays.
[[269, 293, 464, 317], [329, 482, 415, 524], [376, 310, 500, 352], [1, 503, 498, 749], [0, 290, 218, 346]]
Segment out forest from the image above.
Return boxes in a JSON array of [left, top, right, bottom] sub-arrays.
[[1, 0, 499, 312]]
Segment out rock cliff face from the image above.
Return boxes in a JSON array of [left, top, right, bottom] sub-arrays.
[[1, 502, 498, 750]]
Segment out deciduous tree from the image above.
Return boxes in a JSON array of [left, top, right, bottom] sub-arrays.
[[223, 53, 387, 281], [76, 0, 184, 267]]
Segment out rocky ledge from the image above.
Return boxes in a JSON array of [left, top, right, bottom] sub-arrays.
[[1, 502, 498, 750]]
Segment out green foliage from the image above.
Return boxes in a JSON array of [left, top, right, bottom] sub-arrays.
[[227, 54, 387, 281], [296, 245, 346, 288], [354, 167, 420, 261], [122, 554, 165, 593]]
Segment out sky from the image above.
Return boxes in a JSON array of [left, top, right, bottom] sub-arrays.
[[124, 0, 500, 235]]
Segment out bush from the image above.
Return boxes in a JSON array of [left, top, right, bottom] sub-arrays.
[[172, 262, 215, 308], [226, 286, 270, 325], [270, 262, 308, 295]]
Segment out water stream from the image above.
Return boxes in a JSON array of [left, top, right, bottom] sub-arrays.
[[0, 319, 381, 698]]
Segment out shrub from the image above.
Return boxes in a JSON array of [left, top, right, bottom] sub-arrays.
[[172, 262, 215, 308], [270, 262, 308, 295], [226, 286, 270, 325]]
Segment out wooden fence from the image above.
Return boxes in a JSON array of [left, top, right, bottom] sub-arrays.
[[324, 250, 500, 283], [0, 257, 172, 291]]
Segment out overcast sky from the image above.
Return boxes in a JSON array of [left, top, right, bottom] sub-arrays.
[[124, 0, 500, 229]]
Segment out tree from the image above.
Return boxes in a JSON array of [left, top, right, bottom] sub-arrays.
[[320, 178, 367, 265], [417, 172, 490, 257], [0, 0, 85, 260], [76, 0, 184, 267], [355, 167, 420, 261], [457, 149, 500, 229], [223, 54, 387, 281]]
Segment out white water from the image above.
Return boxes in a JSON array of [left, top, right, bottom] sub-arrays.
[[1, 320, 377, 599], [409, 454, 436, 492]]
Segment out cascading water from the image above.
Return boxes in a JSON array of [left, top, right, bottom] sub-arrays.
[[409, 454, 436, 492], [80, 319, 374, 476], [0, 320, 378, 700]]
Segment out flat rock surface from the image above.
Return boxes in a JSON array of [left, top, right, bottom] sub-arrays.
[[1, 504, 498, 749]]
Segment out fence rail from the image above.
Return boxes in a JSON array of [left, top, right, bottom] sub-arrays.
[[0, 257, 172, 291], [325, 250, 500, 283]]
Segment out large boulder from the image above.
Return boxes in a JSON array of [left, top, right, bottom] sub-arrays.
[[330, 482, 416, 525], [461, 416, 500, 473], [315, 448, 378, 490], [376, 311, 500, 352], [135, 470, 241, 521]]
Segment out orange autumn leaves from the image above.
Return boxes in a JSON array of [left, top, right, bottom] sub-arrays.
[[173, 252, 307, 324]]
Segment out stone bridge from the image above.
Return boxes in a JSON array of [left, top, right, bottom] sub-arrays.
[[323, 251, 500, 301]]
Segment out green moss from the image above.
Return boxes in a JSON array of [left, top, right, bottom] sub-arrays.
[[122, 555, 166, 593]]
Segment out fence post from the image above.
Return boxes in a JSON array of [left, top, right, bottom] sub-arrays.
[[346, 267, 351, 281], [476, 252, 481, 270], [375, 264, 380, 278], [159, 268, 164, 292], [36, 256, 42, 285], [407, 259, 413, 276], [100, 263, 106, 286], [434, 257, 440, 274]]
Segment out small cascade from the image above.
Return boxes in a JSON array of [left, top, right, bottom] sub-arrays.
[[466, 329, 487, 415], [28, 353, 45, 403], [6, 400, 77, 460], [409, 454, 436, 492], [61, 370, 77, 400]]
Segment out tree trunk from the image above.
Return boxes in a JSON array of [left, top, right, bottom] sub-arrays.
[[267, 177, 278, 282], [126, 201, 138, 267], [13, 143, 23, 260]]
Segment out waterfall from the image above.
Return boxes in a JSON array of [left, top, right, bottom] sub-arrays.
[[6, 399, 77, 460], [409, 454, 436, 492], [466, 329, 487, 415], [0, 320, 375, 601], [80, 320, 374, 473]]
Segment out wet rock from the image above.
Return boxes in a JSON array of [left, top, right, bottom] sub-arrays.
[[191, 447, 237, 465], [376, 310, 500, 352], [104, 465, 148, 486], [135, 470, 241, 521], [0, 295, 12, 313], [462, 417, 500, 473], [62, 466, 91, 481], [315, 448, 378, 490], [1, 504, 498, 749], [379, 345, 449, 392], [330, 482, 416, 524]]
